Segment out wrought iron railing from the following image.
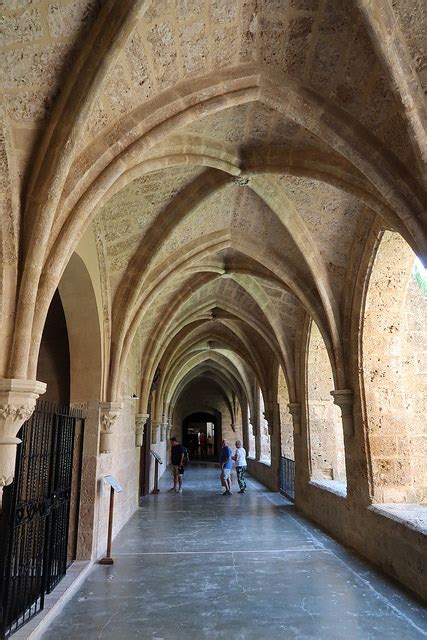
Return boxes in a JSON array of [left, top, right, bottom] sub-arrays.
[[0, 402, 85, 639], [280, 456, 295, 501]]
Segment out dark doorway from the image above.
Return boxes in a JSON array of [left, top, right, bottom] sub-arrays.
[[36, 289, 70, 406], [182, 411, 221, 461]]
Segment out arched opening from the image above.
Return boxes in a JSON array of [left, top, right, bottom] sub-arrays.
[[259, 388, 271, 464], [57, 250, 104, 558], [173, 374, 244, 457], [182, 411, 221, 460], [362, 231, 427, 504], [307, 321, 347, 489], [278, 366, 293, 460], [247, 403, 256, 458], [37, 289, 70, 405]]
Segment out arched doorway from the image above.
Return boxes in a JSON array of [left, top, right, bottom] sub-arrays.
[[182, 411, 221, 461]]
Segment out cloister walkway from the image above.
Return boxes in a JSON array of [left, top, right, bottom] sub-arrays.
[[41, 466, 427, 640]]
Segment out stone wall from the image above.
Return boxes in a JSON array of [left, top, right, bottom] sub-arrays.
[[247, 458, 278, 492], [296, 484, 427, 602]]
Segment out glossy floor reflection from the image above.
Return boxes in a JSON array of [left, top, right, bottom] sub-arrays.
[[41, 465, 427, 640]]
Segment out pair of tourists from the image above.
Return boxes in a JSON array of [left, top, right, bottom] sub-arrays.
[[219, 439, 247, 495]]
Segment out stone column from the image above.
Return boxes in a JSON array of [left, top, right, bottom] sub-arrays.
[[99, 402, 123, 454], [0, 379, 46, 491], [287, 402, 304, 500], [160, 422, 168, 443], [151, 420, 160, 444], [135, 413, 149, 447], [166, 424, 173, 441], [254, 415, 261, 461], [288, 402, 301, 435], [330, 390, 354, 437]]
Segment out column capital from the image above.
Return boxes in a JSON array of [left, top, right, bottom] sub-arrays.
[[288, 402, 301, 417], [151, 420, 161, 444], [288, 402, 301, 435], [330, 390, 354, 416], [248, 417, 257, 436], [0, 378, 46, 487], [160, 422, 169, 442], [135, 413, 149, 447], [99, 402, 123, 453], [263, 401, 277, 436], [331, 389, 354, 436]]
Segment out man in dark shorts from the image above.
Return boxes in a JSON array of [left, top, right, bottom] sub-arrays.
[[169, 436, 185, 493]]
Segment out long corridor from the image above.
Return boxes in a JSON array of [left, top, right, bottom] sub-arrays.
[[41, 466, 427, 640]]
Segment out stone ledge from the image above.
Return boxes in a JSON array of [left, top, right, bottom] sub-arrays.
[[12, 560, 92, 640], [309, 479, 348, 498], [369, 503, 427, 536]]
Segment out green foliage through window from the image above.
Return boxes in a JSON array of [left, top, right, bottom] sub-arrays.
[[413, 258, 427, 299]]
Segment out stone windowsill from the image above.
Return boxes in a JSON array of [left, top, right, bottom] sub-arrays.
[[369, 503, 427, 536], [247, 457, 271, 467], [309, 479, 348, 498]]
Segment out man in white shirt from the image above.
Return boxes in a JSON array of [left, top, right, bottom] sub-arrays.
[[232, 440, 247, 493]]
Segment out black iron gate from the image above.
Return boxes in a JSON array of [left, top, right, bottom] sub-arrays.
[[280, 456, 295, 501], [0, 402, 85, 639]]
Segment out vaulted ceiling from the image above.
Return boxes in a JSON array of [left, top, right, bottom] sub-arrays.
[[1, 0, 425, 417]]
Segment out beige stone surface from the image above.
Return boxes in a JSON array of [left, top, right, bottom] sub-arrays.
[[0, 0, 426, 601]]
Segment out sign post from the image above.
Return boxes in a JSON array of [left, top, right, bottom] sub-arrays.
[[150, 450, 163, 494], [99, 475, 123, 565]]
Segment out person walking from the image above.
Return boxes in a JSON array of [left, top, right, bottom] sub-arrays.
[[219, 439, 233, 495], [169, 436, 185, 493], [207, 434, 213, 456], [233, 440, 247, 493], [199, 431, 207, 458]]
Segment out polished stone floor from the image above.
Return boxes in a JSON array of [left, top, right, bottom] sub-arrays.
[[41, 465, 427, 639]]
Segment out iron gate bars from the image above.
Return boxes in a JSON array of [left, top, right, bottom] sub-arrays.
[[280, 456, 295, 501], [0, 402, 85, 639]]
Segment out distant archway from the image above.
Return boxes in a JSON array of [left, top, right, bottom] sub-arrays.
[[183, 411, 222, 460]]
